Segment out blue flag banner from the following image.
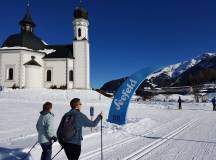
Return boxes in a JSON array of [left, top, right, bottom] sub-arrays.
[[107, 68, 151, 125]]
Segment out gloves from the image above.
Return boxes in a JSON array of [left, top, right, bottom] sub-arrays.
[[99, 112, 103, 119], [52, 136, 58, 142]]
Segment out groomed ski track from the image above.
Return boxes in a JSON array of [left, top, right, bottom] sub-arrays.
[[78, 105, 216, 160]]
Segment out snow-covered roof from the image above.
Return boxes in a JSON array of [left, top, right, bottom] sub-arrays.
[[0, 46, 33, 51], [38, 49, 56, 54], [0, 46, 56, 55]]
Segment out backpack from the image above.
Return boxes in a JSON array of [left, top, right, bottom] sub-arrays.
[[57, 112, 76, 145]]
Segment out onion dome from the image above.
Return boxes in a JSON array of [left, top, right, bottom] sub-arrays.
[[19, 3, 36, 32], [74, 7, 88, 20], [1, 4, 46, 50], [19, 8, 35, 29]]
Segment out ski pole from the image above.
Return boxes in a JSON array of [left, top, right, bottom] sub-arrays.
[[101, 118, 103, 160], [51, 147, 63, 160], [21, 141, 38, 160]]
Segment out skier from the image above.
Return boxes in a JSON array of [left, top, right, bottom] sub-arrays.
[[36, 102, 57, 160], [58, 98, 103, 160], [178, 96, 182, 110], [212, 97, 216, 111]]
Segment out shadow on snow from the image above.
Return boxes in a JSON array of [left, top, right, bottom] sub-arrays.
[[0, 147, 30, 160]]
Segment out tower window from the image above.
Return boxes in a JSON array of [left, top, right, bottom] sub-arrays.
[[69, 70, 73, 81], [25, 25, 31, 32], [7, 68, 14, 80], [78, 28, 82, 37], [46, 70, 52, 82]]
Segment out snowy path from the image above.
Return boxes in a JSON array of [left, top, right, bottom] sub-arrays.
[[123, 119, 199, 160], [143, 110, 216, 160], [76, 106, 213, 160]]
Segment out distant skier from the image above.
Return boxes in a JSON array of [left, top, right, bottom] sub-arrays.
[[212, 97, 216, 111], [178, 96, 182, 110], [57, 98, 103, 160], [36, 102, 57, 160]]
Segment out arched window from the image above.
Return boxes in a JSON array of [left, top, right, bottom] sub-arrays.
[[69, 70, 73, 81], [47, 70, 52, 82], [78, 28, 81, 37], [8, 68, 14, 80]]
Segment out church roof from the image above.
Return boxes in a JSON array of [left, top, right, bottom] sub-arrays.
[[1, 34, 74, 59], [1, 4, 45, 50], [44, 45, 74, 59], [1, 5, 79, 59], [19, 7, 36, 27], [2, 32, 46, 50], [24, 56, 41, 67], [74, 7, 88, 20]]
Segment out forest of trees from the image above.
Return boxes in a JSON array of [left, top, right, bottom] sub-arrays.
[[187, 69, 216, 86]]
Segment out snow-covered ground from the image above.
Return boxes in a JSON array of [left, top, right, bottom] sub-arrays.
[[0, 89, 216, 160]]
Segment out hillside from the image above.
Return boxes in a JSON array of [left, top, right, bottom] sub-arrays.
[[101, 53, 216, 93]]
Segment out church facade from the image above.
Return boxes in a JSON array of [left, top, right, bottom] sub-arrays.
[[0, 5, 90, 89]]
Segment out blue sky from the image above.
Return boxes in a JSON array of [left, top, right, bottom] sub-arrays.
[[1, 0, 216, 88]]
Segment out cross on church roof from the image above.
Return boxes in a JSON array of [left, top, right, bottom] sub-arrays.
[[27, 0, 30, 7]]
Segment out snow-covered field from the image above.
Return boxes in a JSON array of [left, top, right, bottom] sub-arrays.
[[0, 89, 216, 160]]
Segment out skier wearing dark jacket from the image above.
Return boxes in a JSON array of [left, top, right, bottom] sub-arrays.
[[59, 98, 103, 160], [212, 97, 216, 111], [178, 96, 182, 110], [36, 102, 57, 160]]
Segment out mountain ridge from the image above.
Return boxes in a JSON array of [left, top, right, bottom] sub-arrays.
[[100, 52, 216, 93]]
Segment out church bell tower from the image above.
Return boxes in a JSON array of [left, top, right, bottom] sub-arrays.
[[19, 1, 35, 33], [73, 5, 90, 89]]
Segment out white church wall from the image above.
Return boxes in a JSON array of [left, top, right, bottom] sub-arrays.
[[25, 65, 42, 88], [0, 50, 45, 88], [73, 40, 90, 89], [0, 51, 20, 88], [67, 59, 74, 89], [22, 51, 45, 88], [0, 53, 2, 86], [44, 59, 67, 88], [73, 19, 89, 40]]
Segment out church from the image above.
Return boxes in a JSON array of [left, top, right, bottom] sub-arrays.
[[0, 4, 90, 89]]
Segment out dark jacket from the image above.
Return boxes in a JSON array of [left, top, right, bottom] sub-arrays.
[[212, 98, 216, 105], [64, 109, 101, 145]]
